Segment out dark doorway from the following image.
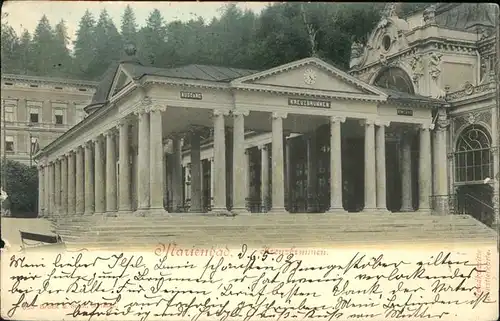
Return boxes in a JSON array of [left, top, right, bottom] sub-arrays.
[[456, 184, 494, 227]]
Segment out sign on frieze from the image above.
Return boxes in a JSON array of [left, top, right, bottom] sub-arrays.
[[288, 98, 331, 108], [397, 109, 413, 116], [180, 91, 203, 100]]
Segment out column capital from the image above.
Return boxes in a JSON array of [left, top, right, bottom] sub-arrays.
[[231, 109, 250, 117], [360, 119, 376, 126], [330, 116, 346, 124], [213, 109, 231, 117], [258, 144, 269, 151], [92, 134, 104, 144], [104, 128, 117, 137], [420, 123, 435, 130], [490, 146, 499, 156], [84, 140, 94, 149], [117, 118, 130, 128], [375, 120, 391, 127], [147, 104, 167, 113], [65, 150, 74, 157], [272, 111, 288, 119]]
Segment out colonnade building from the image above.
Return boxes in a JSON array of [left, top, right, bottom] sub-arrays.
[[35, 3, 499, 233]]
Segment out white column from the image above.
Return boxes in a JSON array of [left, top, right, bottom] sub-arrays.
[[84, 141, 94, 215], [364, 119, 377, 212], [172, 136, 184, 212], [190, 129, 203, 213], [149, 105, 167, 213], [105, 130, 117, 214], [118, 120, 131, 212], [75, 146, 85, 215], [67, 152, 76, 215], [232, 110, 250, 214], [210, 157, 215, 209], [44, 163, 50, 216], [376, 121, 390, 212], [306, 134, 317, 212], [211, 109, 230, 214], [271, 112, 287, 213], [260, 145, 270, 212], [60, 155, 68, 215], [54, 159, 61, 216], [136, 108, 150, 212], [285, 138, 292, 211], [328, 116, 346, 212], [401, 131, 413, 212], [38, 165, 44, 216], [418, 124, 433, 212], [48, 162, 54, 217], [245, 150, 251, 211], [94, 136, 105, 214], [434, 109, 450, 214]]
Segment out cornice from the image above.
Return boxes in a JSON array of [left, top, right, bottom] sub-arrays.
[[142, 76, 231, 90], [445, 82, 495, 102], [1, 74, 98, 88]]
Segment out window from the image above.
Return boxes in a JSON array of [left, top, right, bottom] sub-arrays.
[[54, 109, 64, 125], [382, 35, 392, 51], [3, 99, 17, 121], [30, 136, 40, 155], [29, 107, 39, 123], [373, 67, 415, 94], [454, 125, 493, 183], [5, 136, 14, 152]]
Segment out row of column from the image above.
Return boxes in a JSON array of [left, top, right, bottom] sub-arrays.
[[38, 103, 168, 218]]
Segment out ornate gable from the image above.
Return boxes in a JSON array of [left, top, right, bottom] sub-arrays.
[[107, 64, 135, 100], [231, 57, 387, 99]]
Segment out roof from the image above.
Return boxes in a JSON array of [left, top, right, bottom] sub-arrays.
[[124, 63, 259, 82], [374, 86, 447, 106], [435, 3, 497, 31], [84, 61, 120, 113]]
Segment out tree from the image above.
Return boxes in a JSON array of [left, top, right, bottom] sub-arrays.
[[137, 9, 167, 66], [73, 10, 97, 78], [1, 160, 38, 218], [17, 29, 34, 74], [89, 9, 123, 79], [1, 12, 20, 74], [31, 15, 56, 76], [52, 19, 73, 77], [121, 4, 137, 46]]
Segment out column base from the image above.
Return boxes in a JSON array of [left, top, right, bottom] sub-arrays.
[[105, 211, 119, 217], [400, 206, 414, 212], [325, 207, 347, 214], [417, 208, 431, 214], [376, 208, 392, 214], [189, 207, 204, 213], [362, 208, 378, 213], [269, 207, 288, 214], [83, 211, 94, 216], [231, 207, 251, 215], [209, 207, 233, 216]]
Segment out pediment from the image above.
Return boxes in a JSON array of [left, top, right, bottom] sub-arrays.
[[108, 64, 134, 99], [231, 57, 387, 98]]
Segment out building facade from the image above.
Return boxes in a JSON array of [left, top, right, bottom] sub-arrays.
[[35, 3, 499, 236], [1, 74, 97, 166]]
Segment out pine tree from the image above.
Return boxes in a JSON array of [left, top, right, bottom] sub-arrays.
[[53, 19, 73, 77], [73, 10, 97, 78], [89, 9, 122, 79], [17, 29, 33, 75], [137, 9, 167, 65], [31, 15, 56, 76], [121, 4, 137, 46]]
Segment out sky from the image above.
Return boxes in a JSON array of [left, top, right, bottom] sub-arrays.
[[2, 1, 270, 48]]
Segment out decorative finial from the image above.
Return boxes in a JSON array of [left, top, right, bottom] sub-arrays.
[[124, 43, 137, 57]]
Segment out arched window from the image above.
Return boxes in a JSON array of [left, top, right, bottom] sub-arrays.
[[454, 125, 493, 183], [373, 67, 415, 94]]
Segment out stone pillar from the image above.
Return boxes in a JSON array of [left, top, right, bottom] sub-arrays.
[[211, 109, 230, 214], [190, 129, 203, 213], [271, 112, 287, 213], [48, 162, 55, 216], [38, 165, 45, 216], [60, 155, 68, 215], [245, 149, 251, 211], [232, 110, 250, 214], [418, 124, 433, 212], [105, 130, 117, 214], [306, 133, 317, 212], [286, 138, 293, 211], [376, 121, 390, 212], [364, 119, 377, 212], [54, 159, 61, 216], [84, 141, 94, 215], [136, 108, 150, 212], [67, 152, 76, 215], [260, 144, 270, 212], [75, 146, 85, 215], [44, 163, 50, 215], [149, 105, 167, 213], [490, 105, 499, 226], [172, 136, 184, 212], [118, 120, 131, 212], [434, 109, 450, 214], [327, 116, 346, 212], [94, 136, 105, 214], [401, 131, 413, 212], [210, 157, 215, 209]]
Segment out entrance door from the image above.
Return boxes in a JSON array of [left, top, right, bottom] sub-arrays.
[[292, 138, 308, 212], [456, 184, 494, 226]]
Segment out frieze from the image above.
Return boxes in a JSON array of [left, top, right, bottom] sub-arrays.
[[446, 82, 493, 100], [452, 109, 492, 136]]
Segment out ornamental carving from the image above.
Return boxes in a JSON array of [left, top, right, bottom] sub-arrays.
[[428, 52, 442, 80], [436, 109, 450, 131], [423, 4, 437, 25], [410, 55, 424, 84], [452, 110, 492, 136]]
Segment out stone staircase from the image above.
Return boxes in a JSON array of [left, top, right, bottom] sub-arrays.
[[50, 211, 497, 250]]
